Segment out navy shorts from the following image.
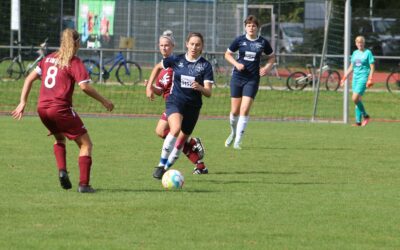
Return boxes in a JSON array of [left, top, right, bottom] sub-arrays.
[[165, 99, 200, 135], [230, 74, 260, 99]]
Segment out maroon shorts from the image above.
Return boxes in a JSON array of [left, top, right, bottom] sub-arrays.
[[37, 106, 87, 140], [160, 111, 167, 121]]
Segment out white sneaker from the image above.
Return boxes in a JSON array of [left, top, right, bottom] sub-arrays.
[[233, 142, 242, 150], [225, 133, 235, 147]]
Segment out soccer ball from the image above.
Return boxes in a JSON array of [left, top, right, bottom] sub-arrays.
[[162, 169, 184, 190]]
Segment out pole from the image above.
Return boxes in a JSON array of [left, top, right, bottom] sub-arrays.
[[212, 0, 217, 52], [312, 0, 331, 121], [369, 0, 373, 18], [242, 0, 248, 33], [127, 0, 132, 60], [183, 0, 187, 50], [154, 0, 160, 65], [344, 0, 351, 124], [60, 0, 64, 34]]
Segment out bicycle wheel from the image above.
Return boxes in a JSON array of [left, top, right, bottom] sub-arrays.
[[83, 59, 101, 83], [386, 71, 400, 93], [0, 58, 22, 81], [325, 70, 340, 91], [286, 71, 308, 90], [116, 61, 142, 85]]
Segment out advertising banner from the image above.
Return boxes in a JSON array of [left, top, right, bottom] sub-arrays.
[[78, 0, 115, 48]]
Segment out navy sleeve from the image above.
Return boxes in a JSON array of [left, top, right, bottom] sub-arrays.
[[162, 55, 177, 69], [204, 61, 214, 83], [228, 36, 241, 52], [263, 39, 274, 56]]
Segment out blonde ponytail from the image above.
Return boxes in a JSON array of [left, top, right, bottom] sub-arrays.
[[55, 28, 80, 68]]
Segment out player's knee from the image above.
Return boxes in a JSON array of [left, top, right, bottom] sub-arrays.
[[80, 142, 93, 156], [80, 140, 93, 151], [168, 127, 180, 137], [154, 128, 163, 138], [155, 128, 163, 138]]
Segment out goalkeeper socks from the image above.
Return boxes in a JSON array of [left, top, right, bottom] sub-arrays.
[[355, 105, 362, 123], [54, 142, 67, 171], [78, 156, 92, 186], [235, 115, 249, 145], [355, 100, 367, 117], [229, 113, 238, 135], [159, 134, 176, 166]]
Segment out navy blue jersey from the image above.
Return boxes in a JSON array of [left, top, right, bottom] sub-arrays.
[[228, 34, 273, 79], [162, 54, 214, 107]]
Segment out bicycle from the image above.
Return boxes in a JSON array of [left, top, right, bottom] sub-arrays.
[[386, 63, 400, 93], [286, 64, 341, 91], [204, 53, 231, 88], [0, 38, 48, 82], [261, 62, 291, 90], [83, 51, 142, 85]]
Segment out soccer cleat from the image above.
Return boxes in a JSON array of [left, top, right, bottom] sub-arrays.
[[192, 137, 205, 159], [352, 122, 361, 127], [225, 133, 235, 147], [59, 170, 72, 190], [153, 166, 166, 180], [193, 167, 209, 174], [362, 115, 370, 127], [77, 185, 96, 193], [233, 142, 242, 150]]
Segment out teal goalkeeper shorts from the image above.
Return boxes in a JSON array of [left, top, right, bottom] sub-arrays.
[[352, 80, 367, 95]]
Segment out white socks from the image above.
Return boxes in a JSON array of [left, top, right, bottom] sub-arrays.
[[166, 147, 182, 169], [159, 134, 177, 166], [229, 113, 238, 135], [234, 115, 249, 145]]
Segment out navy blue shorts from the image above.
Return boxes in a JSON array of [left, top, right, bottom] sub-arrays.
[[165, 99, 200, 135], [230, 74, 260, 99]]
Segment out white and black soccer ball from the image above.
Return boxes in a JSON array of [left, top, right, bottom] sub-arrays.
[[162, 169, 184, 190]]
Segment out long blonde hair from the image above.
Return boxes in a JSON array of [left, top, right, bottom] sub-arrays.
[[55, 28, 80, 68]]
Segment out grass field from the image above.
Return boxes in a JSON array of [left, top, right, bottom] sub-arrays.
[[1, 116, 400, 249], [2, 78, 400, 122]]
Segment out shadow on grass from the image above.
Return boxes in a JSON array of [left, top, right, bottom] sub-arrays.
[[245, 146, 352, 151], [197, 179, 338, 185], [95, 188, 216, 193], [213, 170, 300, 175]]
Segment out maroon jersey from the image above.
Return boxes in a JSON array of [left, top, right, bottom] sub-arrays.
[[36, 53, 90, 109], [155, 67, 173, 100]]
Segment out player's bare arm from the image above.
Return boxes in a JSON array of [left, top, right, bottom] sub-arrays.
[[367, 63, 375, 88], [146, 62, 163, 101], [260, 54, 276, 77], [192, 81, 212, 97], [225, 50, 244, 71], [340, 64, 353, 86], [80, 82, 114, 111], [11, 71, 40, 120]]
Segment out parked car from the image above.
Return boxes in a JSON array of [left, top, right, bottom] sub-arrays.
[[352, 17, 400, 56], [259, 22, 304, 53]]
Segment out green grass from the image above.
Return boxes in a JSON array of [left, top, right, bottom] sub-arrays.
[[1, 116, 400, 249], [2, 76, 400, 121]]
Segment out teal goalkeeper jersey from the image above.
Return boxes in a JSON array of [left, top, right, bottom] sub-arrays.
[[351, 49, 374, 85]]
